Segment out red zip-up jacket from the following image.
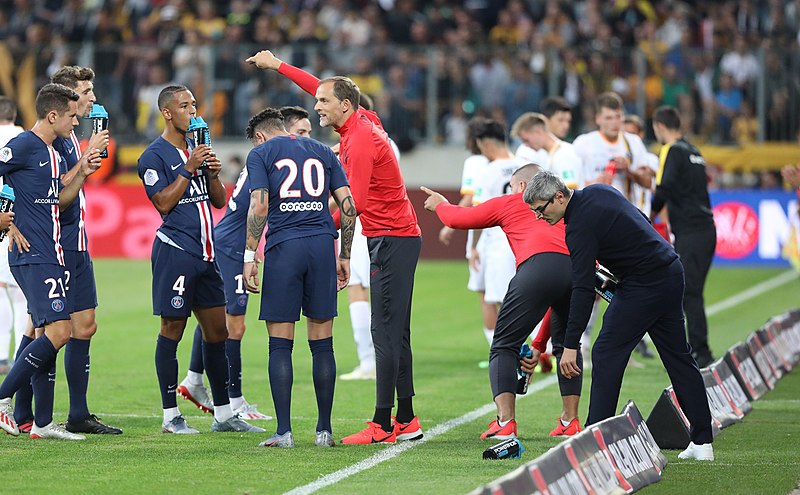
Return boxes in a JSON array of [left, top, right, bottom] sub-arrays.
[[278, 62, 420, 237]]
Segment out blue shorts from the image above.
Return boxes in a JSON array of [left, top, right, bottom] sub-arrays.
[[151, 238, 226, 318], [10, 263, 72, 328], [64, 250, 98, 313], [260, 234, 337, 322], [216, 250, 249, 316]]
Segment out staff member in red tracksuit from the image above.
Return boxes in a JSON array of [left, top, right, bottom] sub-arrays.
[[422, 163, 582, 440], [247, 50, 423, 445]]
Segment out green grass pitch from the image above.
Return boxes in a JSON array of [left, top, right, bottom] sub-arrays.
[[1, 260, 799, 495]]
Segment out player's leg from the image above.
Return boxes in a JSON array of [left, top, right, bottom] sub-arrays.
[[675, 230, 716, 367], [482, 234, 517, 348], [303, 234, 339, 447], [469, 236, 496, 347], [12, 320, 35, 431], [194, 261, 263, 434], [0, 284, 12, 373], [0, 264, 73, 437], [258, 239, 306, 447], [548, 293, 584, 437], [151, 239, 197, 433], [341, 218, 375, 380], [177, 325, 212, 413], [9, 285, 30, 358]]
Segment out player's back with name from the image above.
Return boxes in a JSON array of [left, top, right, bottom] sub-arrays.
[[0, 131, 65, 266], [138, 135, 215, 260], [246, 134, 347, 251], [214, 166, 249, 259], [52, 132, 88, 251]]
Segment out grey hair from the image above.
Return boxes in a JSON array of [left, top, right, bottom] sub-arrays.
[[523, 170, 571, 205]]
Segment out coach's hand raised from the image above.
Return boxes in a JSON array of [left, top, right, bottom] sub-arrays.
[[420, 186, 449, 212], [246, 50, 282, 71]]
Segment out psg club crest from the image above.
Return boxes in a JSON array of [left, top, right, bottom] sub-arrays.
[[237, 295, 248, 307], [171, 296, 184, 309], [51, 299, 65, 312]]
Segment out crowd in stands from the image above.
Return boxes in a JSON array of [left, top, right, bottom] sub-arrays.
[[1, 0, 800, 155]]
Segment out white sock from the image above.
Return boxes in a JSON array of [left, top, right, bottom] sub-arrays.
[[187, 370, 204, 386], [498, 418, 511, 427], [0, 288, 12, 362], [230, 396, 245, 411], [561, 417, 571, 427], [350, 301, 375, 371], [483, 327, 494, 346], [214, 404, 233, 423], [163, 407, 181, 423]]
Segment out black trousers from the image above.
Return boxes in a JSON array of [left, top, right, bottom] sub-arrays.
[[674, 229, 716, 359], [587, 259, 713, 445], [489, 253, 578, 398], [368, 235, 422, 409]]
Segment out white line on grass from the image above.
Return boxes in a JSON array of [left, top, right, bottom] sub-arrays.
[[284, 270, 799, 494], [706, 270, 797, 317], [284, 375, 559, 495]]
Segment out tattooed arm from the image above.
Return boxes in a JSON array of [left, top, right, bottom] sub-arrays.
[[332, 185, 355, 290], [243, 188, 269, 293]]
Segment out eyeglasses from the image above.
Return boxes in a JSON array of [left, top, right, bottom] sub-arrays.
[[533, 194, 556, 219]]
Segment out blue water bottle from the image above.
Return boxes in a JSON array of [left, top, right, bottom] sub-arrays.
[[516, 343, 533, 395], [0, 184, 15, 242], [187, 116, 211, 167], [86, 104, 109, 158]]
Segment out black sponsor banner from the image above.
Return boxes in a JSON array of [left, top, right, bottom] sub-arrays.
[[756, 327, 792, 374], [621, 401, 668, 472], [646, 386, 721, 450], [568, 431, 628, 494], [526, 442, 594, 495], [711, 359, 752, 417], [763, 320, 798, 368], [746, 333, 780, 386], [589, 413, 661, 492], [724, 343, 770, 400], [700, 367, 743, 427]]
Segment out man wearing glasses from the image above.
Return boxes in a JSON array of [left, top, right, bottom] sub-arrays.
[[523, 171, 714, 462]]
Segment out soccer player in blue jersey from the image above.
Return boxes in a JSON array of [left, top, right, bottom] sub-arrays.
[[137, 85, 262, 435], [178, 106, 314, 419], [0, 83, 102, 439], [242, 107, 356, 448], [10, 66, 122, 435]]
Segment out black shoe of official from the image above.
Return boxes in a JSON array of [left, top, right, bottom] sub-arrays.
[[66, 414, 123, 435], [635, 341, 655, 359]]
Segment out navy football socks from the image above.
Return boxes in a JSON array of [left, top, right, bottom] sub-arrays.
[[12, 334, 34, 423], [309, 337, 335, 433], [65, 337, 91, 422], [155, 335, 179, 409], [268, 337, 294, 435], [226, 338, 243, 399], [32, 361, 56, 427], [202, 340, 230, 406], [188, 325, 204, 374], [0, 334, 57, 400]]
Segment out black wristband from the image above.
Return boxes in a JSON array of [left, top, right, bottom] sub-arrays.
[[177, 167, 193, 180]]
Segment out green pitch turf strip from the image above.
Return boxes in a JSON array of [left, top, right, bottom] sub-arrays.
[[0, 262, 798, 495]]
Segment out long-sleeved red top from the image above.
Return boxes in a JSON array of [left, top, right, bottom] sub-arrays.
[[278, 62, 420, 237], [435, 193, 569, 268]]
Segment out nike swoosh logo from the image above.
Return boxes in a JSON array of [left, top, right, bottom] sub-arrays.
[[27, 353, 43, 362], [371, 433, 393, 443], [39, 161, 48, 167], [66, 146, 74, 154], [171, 163, 183, 171]]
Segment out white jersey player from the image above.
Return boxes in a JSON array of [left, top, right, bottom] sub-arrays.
[[511, 112, 584, 189]]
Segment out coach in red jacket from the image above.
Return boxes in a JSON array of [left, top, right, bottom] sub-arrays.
[[247, 50, 423, 445], [422, 164, 581, 440]]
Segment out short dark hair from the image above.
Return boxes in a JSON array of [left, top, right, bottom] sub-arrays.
[[512, 163, 543, 183], [360, 93, 374, 111], [157, 85, 190, 110], [652, 106, 681, 131], [540, 97, 571, 118], [595, 92, 623, 113], [319, 76, 361, 109], [0, 96, 17, 122], [245, 107, 285, 140], [51, 66, 95, 90], [279, 105, 309, 128], [35, 83, 79, 118], [473, 118, 506, 143]]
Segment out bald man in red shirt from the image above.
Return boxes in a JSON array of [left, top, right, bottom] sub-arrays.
[[247, 50, 423, 445], [423, 163, 582, 439]]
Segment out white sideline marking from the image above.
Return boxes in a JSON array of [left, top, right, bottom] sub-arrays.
[[706, 270, 798, 317], [284, 375, 559, 495], [284, 270, 799, 494]]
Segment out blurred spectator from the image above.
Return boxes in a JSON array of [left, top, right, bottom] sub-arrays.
[[719, 35, 760, 92], [469, 51, 510, 112], [732, 100, 758, 146], [503, 64, 542, 126], [660, 62, 690, 108], [714, 73, 743, 143]]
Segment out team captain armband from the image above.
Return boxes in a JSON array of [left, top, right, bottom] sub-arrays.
[[244, 249, 256, 263]]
